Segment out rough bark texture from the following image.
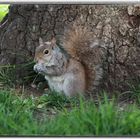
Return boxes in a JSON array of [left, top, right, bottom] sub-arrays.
[[0, 4, 140, 93]]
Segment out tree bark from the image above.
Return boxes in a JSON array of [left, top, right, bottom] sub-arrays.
[[0, 4, 140, 92]]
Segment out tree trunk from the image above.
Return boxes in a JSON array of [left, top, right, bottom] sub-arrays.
[[0, 4, 140, 92]]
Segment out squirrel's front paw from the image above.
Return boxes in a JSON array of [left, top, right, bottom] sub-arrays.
[[33, 64, 39, 73], [34, 64, 45, 74]]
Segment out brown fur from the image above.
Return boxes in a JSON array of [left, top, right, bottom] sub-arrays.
[[62, 22, 103, 94], [63, 23, 93, 61]]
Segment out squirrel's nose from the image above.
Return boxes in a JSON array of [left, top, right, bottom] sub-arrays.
[[34, 57, 39, 63]]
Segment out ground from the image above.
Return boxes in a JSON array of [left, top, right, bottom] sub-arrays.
[[0, 81, 140, 136]]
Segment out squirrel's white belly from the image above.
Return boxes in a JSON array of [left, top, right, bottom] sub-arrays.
[[45, 75, 65, 94]]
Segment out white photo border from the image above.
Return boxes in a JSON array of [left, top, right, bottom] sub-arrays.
[[0, 0, 140, 4]]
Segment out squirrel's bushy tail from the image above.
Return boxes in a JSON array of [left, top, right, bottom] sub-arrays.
[[63, 23, 93, 61], [62, 22, 104, 94]]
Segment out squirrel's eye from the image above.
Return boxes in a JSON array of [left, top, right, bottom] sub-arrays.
[[43, 49, 49, 55]]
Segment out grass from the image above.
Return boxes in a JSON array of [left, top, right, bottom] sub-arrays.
[[0, 61, 44, 88], [0, 61, 140, 136], [0, 88, 140, 136], [0, 5, 9, 22]]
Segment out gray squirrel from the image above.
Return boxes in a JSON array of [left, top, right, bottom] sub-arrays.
[[34, 24, 104, 96]]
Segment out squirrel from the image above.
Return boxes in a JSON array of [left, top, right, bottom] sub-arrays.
[[33, 22, 104, 96]]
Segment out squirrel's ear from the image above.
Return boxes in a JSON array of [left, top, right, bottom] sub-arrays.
[[51, 37, 56, 45], [39, 37, 44, 46]]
